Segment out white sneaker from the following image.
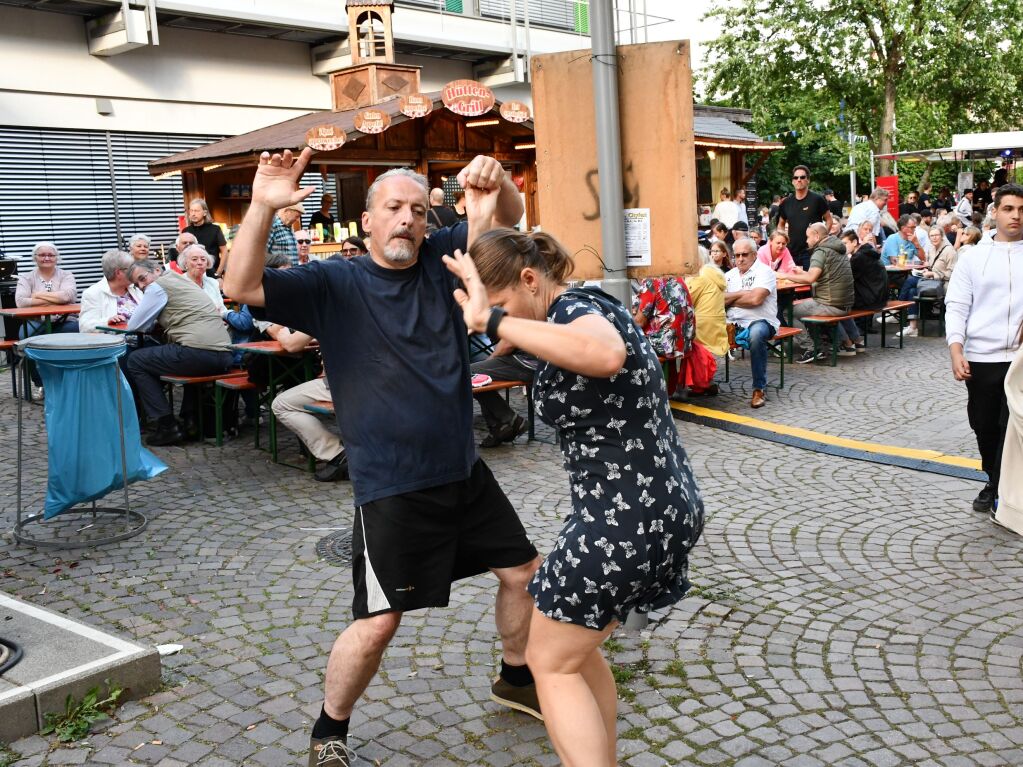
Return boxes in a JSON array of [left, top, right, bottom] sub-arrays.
[[30, 384, 44, 402], [903, 326, 918, 337]]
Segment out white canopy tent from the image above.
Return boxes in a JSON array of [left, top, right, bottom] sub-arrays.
[[870, 131, 1023, 187]]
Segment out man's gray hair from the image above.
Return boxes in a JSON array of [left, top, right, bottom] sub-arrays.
[[175, 231, 197, 250], [101, 249, 133, 280], [129, 233, 151, 247], [178, 244, 214, 271], [265, 251, 291, 269], [365, 167, 429, 211], [808, 222, 829, 238], [731, 236, 756, 253], [126, 259, 161, 282], [188, 198, 213, 224], [32, 242, 60, 261], [869, 187, 890, 201]]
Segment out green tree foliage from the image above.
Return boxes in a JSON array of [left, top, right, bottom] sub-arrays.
[[700, 0, 1023, 199]]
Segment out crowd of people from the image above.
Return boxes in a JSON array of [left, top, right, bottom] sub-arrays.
[[8, 150, 1023, 767]]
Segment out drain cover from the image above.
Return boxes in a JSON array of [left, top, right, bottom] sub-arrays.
[[316, 528, 354, 567]]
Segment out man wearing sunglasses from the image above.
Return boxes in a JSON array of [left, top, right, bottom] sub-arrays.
[[777, 165, 833, 270], [295, 229, 312, 264]]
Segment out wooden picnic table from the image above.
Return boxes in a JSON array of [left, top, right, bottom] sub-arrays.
[[228, 340, 320, 464], [96, 322, 136, 335], [775, 281, 812, 328], [0, 304, 81, 400]]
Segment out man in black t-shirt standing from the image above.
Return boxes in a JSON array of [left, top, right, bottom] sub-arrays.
[[777, 165, 833, 270], [899, 190, 920, 217], [428, 187, 459, 232], [823, 189, 844, 219], [183, 198, 227, 277], [225, 148, 541, 767]]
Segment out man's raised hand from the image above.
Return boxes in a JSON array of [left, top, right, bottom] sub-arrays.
[[457, 155, 506, 191], [252, 148, 316, 211]]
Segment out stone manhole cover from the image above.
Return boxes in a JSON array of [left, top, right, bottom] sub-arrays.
[[316, 528, 353, 567]]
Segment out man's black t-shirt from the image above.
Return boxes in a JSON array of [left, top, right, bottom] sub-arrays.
[[184, 222, 227, 274], [262, 223, 476, 506], [827, 199, 844, 218], [429, 205, 459, 229], [898, 202, 919, 216], [974, 187, 992, 211], [309, 211, 336, 240], [778, 191, 829, 265]]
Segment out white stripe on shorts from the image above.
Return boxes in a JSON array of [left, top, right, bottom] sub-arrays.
[[359, 508, 391, 614]]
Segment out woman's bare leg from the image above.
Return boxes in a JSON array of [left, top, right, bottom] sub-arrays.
[[525, 607, 619, 767]]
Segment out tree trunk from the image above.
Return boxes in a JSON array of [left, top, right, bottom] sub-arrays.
[[918, 162, 934, 193], [877, 61, 898, 177]]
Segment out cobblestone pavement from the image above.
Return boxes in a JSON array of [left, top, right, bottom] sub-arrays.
[[2, 341, 1021, 767], [706, 332, 977, 461]]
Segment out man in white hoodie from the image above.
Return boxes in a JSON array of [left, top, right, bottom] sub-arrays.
[[945, 183, 1023, 514]]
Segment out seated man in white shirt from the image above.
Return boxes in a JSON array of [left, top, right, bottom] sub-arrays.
[[724, 237, 780, 409], [844, 187, 889, 239]]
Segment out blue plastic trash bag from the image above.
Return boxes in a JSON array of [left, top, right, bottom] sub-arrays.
[[22, 334, 167, 519]]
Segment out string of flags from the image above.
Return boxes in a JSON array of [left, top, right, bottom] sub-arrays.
[[763, 118, 843, 142]]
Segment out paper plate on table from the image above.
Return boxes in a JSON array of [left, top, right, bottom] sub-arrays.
[[471, 374, 492, 388]]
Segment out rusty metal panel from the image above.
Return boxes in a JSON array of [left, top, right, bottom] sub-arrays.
[[531, 41, 697, 280]]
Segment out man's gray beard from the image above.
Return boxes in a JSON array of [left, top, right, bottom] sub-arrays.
[[383, 239, 416, 264]]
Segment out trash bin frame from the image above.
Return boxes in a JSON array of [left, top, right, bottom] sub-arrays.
[[13, 340, 148, 549]]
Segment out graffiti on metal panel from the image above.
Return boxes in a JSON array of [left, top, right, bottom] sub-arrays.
[[582, 162, 640, 221]]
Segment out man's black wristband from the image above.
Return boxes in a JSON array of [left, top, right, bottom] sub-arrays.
[[486, 306, 507, 341]]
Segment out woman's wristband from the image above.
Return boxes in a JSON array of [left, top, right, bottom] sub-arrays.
[[486, 306, 507, 341]]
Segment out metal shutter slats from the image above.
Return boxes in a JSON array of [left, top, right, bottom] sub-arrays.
[[0, 128, 221, 292]]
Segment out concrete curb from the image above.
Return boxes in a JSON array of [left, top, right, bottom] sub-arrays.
[[0, 592, 161, 743]]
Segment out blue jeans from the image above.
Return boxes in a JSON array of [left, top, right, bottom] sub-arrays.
[[746, 319, 777, 391], [899, 275, 920, 318], [839, 318, 862, 345]]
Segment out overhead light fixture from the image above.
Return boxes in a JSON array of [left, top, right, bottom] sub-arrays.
[[153, 170, 181, 180], [514, 143, 536, 150], [465, 119, 500, 128], [203, 163, 224, 172], [707, 150, 716, 160]]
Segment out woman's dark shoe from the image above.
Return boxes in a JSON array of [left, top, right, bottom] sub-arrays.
[[480, 415, 526, 448]]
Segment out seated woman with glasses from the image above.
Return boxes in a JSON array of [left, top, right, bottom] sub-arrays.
[[15, 241, 80, 397], [332, 236, 368, 260]]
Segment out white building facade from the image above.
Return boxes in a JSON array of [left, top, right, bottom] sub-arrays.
[[0, 0, 590, 286]]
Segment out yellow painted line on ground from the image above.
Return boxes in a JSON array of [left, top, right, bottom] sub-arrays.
[[670, 401, 982, 470]]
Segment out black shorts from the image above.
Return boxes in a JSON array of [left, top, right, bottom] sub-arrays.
[[351, 459, 537, 618]]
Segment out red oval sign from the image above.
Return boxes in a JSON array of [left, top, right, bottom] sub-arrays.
[[441, 79, 496, 118], [500, 100, 531, 123], [305, 124, 346, 151], [399, 93, 433, 119], [354, 109, 391, 135]]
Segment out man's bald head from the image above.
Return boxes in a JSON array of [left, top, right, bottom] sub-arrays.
[[429, 188, 445, 206], [806, 222, 829, 248]]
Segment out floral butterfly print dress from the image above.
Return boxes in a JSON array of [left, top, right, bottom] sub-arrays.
[[527, 287, 705, 630]]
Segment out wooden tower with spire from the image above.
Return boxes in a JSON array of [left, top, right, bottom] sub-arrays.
[[329, 2, 420, 111]]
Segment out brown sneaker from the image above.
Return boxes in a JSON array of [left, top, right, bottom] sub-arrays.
[[750, 389, 766, 409], [491, 676, 543, 720], [308, 734, 356, 767]]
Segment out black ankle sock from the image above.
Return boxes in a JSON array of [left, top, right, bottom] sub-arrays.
[[501, 660, 534, 687], [311, 706, 349, 739]]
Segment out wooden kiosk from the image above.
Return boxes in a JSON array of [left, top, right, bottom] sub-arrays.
[[148, 1, 538, 253]]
